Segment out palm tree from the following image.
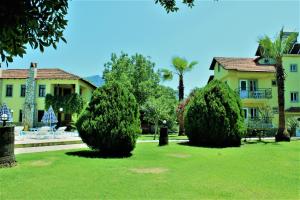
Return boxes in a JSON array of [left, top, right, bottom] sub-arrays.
[[162, 56, 198, 135], [258, 28, 298, 142]]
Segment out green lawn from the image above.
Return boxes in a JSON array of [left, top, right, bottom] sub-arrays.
[[1, 141, 300, 199]]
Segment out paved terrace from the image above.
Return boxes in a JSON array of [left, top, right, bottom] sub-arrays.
[[14, 135, 299, 155]]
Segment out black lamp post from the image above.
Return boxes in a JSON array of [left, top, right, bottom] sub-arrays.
[[159, 120, 168, 146], [1, 113, 8, 127]]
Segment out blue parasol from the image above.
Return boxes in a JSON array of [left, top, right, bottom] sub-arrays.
[[0, 103, 13, 122], [41, 106, 58, 135]]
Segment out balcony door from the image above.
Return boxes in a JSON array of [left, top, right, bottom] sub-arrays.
[[240, 80, 248, 98], [249, 80, 257, 91]]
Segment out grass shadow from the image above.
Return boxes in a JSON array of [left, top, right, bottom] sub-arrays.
[[177, 141, 241, 149], [65, 150, 132, 159]]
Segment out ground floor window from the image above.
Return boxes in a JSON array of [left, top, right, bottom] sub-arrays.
[[249, 108, 258, 119], [242, 108, 248, 119], [243, 108, 258, 119], [19, 110, 23, 122], [37, 110, 44, 122]]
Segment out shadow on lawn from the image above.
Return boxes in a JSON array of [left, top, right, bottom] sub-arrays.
[[176, 141, 241, 149], [65, 150, 132, 159], [177, 140, 279, 148]]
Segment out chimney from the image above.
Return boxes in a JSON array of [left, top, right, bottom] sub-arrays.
[[30, 62, 37, 78]]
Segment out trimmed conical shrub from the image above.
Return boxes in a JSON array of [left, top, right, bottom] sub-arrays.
[[185, 80, 245, 147], [76, 82, 141, 156]]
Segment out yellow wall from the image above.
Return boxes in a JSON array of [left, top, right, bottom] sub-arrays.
[[0, 79, 27, 122], [212, 55, 300, 127], [0, 78, 95, 123]]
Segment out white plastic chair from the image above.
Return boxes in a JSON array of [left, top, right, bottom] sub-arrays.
[[36, 126, 51, 139]]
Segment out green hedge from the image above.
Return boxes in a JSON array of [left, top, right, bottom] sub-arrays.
[[76, 82, 141, 156], [185, 80, 245, 147]]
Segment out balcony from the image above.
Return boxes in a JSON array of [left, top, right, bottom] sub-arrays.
[[236, 88, 272, 99], [246, 117, 273, 129]]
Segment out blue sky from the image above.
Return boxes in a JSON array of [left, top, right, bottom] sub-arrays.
[[9, 0, 300, 94]]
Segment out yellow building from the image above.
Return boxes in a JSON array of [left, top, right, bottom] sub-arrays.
[[208, 40, 300, 130], [0, 63, 96, 127]]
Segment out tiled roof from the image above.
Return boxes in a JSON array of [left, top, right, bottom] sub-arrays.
[[0, 68, 80, 79], [209, 57, 275, 72], [0, 68, 97, 89]]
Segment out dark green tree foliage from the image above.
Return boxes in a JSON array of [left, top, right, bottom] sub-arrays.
[[185, 80, 245, 147], [142, 85, 178, 135], [0, 0, 68, 66], [103, 53, 160, 106], [76, 82, 141, 156], [155, 0, 195, 12]]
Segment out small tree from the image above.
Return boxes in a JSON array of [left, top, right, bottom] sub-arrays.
[[142, 86, 177, 139], [258, 104, 274, 124], [76, 82, 141, 156], [185, 80, 245, 147], [162, 57, 198, 135], [258, 28, 298, 142]]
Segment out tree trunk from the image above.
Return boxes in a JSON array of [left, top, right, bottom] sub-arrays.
[[275, 60, 290, 142], [178, 112, 185, 136], [153, 120, 158, 140], [178, 74, 185, 136], [178, 74, 184, 101]]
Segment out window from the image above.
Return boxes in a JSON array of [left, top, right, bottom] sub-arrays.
[[6, 85, 13, 97], [271, 80, 277, 86], [291, 92, 299, 102], [37, 110, 44, 122], [63, 88, 72, 95], [250, 108, 258, 119], [19, 110, 23, 122], [20, 85, 26, 97], [249, 80, 257, 91], [243, 108, 248, 119], [290, 64, 298, 72], [39, 85, 46, 97]]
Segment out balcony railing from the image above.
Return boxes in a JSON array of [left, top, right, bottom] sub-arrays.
[[246, 117, 273, 129], [236, 88, 272, 99]]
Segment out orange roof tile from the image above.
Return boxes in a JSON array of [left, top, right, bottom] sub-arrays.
[[209, 57, 275, 72], [0, 68, 80, 79], [0, 68, 97, 89]]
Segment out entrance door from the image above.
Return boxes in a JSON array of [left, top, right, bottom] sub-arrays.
[[240, 80, 248, 98]]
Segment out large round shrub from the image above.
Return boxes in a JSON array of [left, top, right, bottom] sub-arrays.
[[76, 82, 141, 155], [184, 80, 245, 147]]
